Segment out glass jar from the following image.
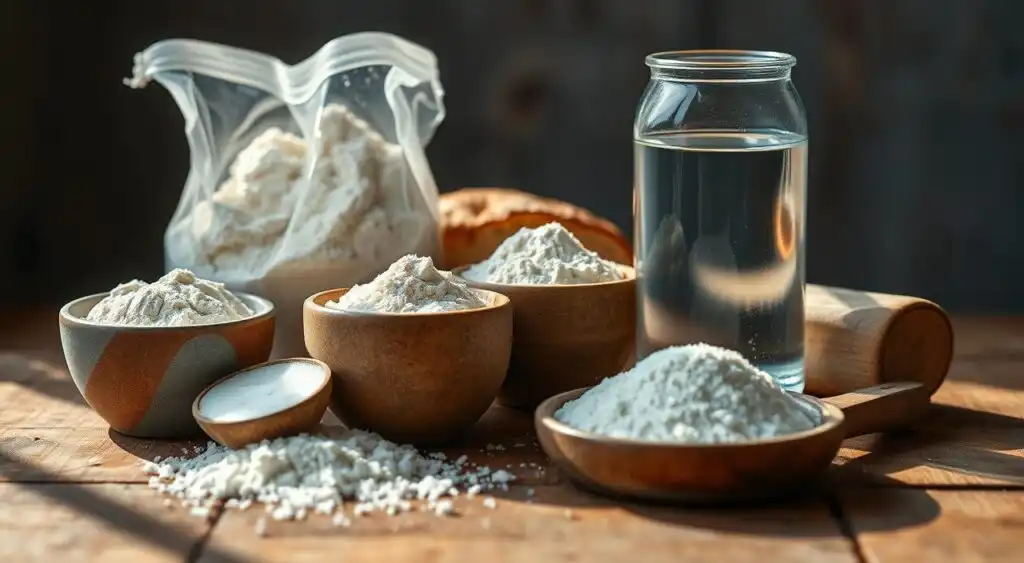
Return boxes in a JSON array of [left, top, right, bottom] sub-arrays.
[[633, 50, 808, 391]]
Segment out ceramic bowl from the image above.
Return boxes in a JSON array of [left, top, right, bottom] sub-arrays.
[[453, 266, 636, 410], [192, 358, 332, 448], [303, 288, 513, 445], [59, 292, 275, 439]]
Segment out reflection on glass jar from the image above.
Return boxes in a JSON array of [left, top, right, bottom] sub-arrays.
[[633, 50, 808, 391]]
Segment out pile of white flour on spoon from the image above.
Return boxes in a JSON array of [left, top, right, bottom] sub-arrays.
[[555, 344, 817, 443], [462, 222, 625, 285]]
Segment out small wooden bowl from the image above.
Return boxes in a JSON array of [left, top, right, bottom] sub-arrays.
[[535, 382, 930, 504], [303, 288, 513, 445], [192, 358, 332, 449], [453, 266, 636, 410], [59, 292, 275, 439]]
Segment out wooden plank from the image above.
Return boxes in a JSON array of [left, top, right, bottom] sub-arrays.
[[201, 484, 857, 563], [0, 410, 554, 485], [951, 317, 1024, 359], [835, 360, 1024, 487], [0, 352, 104, 429], [0, 482, 212, 563], [841, 488, 1024, 563], [0, 426, 199, 483]]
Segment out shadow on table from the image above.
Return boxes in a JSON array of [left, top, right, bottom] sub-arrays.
[[108, 428, 208, 463], [0, 449, 247, 563], [483, 474, 941, 538], [837, 403, 1024, 485], [0, 352, 87, 407], [945, 358, 1024, 391]]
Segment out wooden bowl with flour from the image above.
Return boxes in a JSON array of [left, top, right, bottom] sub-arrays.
[[303, 287, 513, 445], [454, 265, 636, 410]]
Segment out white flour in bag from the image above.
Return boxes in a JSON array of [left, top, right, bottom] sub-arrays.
[[462, 222, 624, 285], [165, 103, 438, 355], [327, 254, 487, 313], [86, 269, 253, 327], [555, 344, 817, 443]]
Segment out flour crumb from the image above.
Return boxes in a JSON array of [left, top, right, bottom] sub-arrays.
[[433, 499, 454, 517], [86, 269, 253, 327], [462, 222, 624, 285], [481, 517, 492, 530], [326, 255, 487, 313], [564, 509, 575, 520], [254, 517, 268, 537], [555, 344, 818, 443], [332, 513, 351, 527], [483, 497, 497, 509]]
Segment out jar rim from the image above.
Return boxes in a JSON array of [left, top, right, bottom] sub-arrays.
[[645, 50, 796, 71]]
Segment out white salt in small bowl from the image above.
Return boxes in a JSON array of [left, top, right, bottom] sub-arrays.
[[192, 358, 332, 448]]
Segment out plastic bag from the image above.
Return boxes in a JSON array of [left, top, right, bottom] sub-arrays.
[[128, 33, 445, 357]]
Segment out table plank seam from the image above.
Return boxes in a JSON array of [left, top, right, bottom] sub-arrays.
[[826, 491, 869, 563]]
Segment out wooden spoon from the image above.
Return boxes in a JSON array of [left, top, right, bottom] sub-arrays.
[[534, 381, 929, 504]]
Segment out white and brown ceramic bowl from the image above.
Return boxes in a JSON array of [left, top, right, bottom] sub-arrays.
[[58, 292, 275, 439]]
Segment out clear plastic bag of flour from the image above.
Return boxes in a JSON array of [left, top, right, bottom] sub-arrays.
[[128, 33, 445, 357]]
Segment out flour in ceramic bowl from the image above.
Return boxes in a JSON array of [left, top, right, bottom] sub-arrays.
[[555, 344, 818, 443], [326, 254, 488, 313], [462, 222, 625, 285], [85, 269, 253, 327]]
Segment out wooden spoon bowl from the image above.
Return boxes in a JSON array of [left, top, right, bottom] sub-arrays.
[[193, 358, 332, 449], [535, 381, 929, 504]]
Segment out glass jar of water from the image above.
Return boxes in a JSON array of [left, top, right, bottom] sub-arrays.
[[633, 50, 808, 391]]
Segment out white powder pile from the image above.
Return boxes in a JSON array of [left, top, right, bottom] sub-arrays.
[[555, 344, 818, 443], [462, 222, 624, 285], [143, 431, 517, 523], [326, 254, 488, 313], [85, 269, 253, 327], [197, 361, 326, 423]]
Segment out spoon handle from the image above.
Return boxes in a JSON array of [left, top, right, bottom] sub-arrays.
[[821, 381, 930, 438]]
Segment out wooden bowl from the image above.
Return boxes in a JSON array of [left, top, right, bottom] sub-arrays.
[[303, 288, 513, 445], [58, 292, 275, 439], [453, 266, 636, 410], [535, 382, 929, 504], [192, 358, 332, 448]]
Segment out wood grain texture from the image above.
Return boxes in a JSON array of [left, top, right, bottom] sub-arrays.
[[202, 485, 856, 563], [805, 285, 953, 397], [0, 483, 211, 563], [835, 362, 1024, 487], [840, 488, 1024, 563], [2, 313, 1024, 561]]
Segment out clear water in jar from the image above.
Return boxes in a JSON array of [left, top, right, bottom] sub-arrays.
[[634, 130, 807, 391]]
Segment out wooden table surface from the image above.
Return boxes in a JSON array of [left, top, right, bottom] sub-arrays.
[[1, 311, 1022, 562]]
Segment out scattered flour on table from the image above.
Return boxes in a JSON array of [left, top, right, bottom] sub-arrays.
[[555, 344, 818, 443], [85, 269, 253, 327], [462, 222, 625, 285], [143, 431, 516, 527], [326, 254, 488, 313]]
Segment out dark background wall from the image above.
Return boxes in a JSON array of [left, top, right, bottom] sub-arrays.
[[2, 0, 1022, 312]]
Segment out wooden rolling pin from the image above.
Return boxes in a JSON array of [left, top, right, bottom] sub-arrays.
[[805, 284, 954, 398]]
